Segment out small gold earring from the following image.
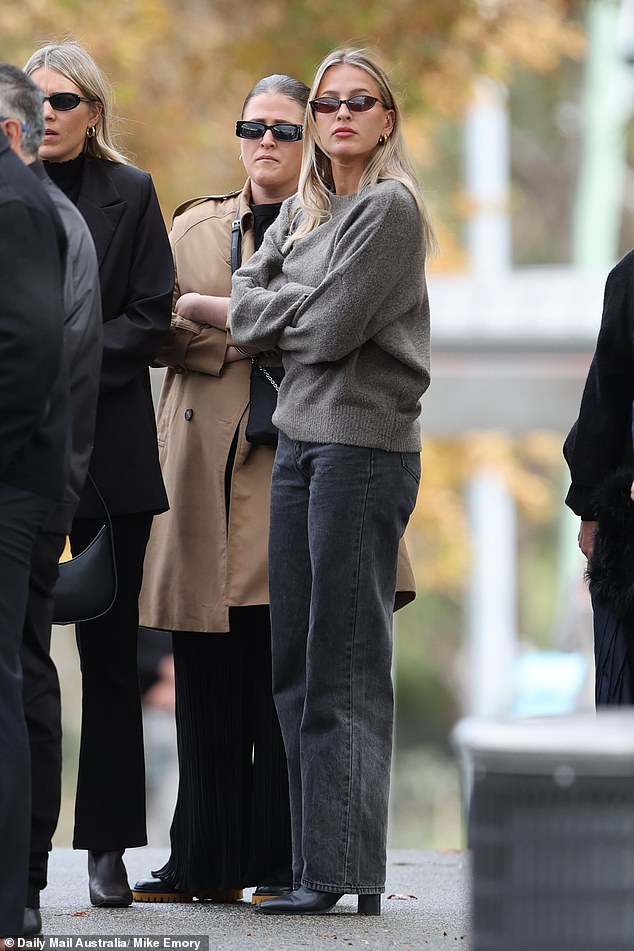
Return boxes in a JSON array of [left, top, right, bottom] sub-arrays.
[[86, 126, 96, 139], [379, 133, 388, 145]]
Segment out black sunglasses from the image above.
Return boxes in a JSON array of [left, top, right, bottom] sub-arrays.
[[310, 95, 385, 114], [42, 92, 95, 112], [235, 120, 303, 142]]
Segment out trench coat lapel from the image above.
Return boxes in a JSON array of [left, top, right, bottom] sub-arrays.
[[77, 158, 125, 268]]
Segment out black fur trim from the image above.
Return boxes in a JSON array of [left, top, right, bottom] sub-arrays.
[[587, 468, 634, 617]]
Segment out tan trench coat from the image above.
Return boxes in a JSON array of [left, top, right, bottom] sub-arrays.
[[140, 181, 416, 634]]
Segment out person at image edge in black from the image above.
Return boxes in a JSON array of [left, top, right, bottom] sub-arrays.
[[24, 40, 174, 908]]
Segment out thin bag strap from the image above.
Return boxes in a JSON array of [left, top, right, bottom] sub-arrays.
[[232, 203, 273, 381], [230, 213, 242, 275], [87, 471, 111, 528], [86, 472, 115, 560], [252, 358, 281, 392], [85, 471, 118, 600]]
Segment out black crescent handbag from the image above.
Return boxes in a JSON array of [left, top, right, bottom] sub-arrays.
[[52, 474, 118, 625]]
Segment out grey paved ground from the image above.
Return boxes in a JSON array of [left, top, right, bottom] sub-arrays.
[[37, 847, 470, 950]]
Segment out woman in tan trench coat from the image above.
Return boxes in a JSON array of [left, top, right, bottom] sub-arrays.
[[134, 73, 417, 904], [133, 74, 309, 904]]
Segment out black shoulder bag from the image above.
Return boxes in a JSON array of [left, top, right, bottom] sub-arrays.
[[52, 473, 118, 625], [231, 213, 284, 446]]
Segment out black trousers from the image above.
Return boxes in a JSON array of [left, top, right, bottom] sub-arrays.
[[155, 606, 292, 892], [0, 483, 51, 937], [71, 513, 152, 850], [20, 530, 66, 907]]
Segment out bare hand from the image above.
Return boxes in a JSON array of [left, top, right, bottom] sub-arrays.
[[224, 346, 251, 364], [578, 520, 598, 561]]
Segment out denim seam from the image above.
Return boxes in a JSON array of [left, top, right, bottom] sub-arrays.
[[399, 451, 421, 484], [342, 447, 373, 883]]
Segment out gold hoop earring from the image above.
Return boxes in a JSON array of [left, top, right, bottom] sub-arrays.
[[86, 126, 96, 139], [378, 133, 388, 145]]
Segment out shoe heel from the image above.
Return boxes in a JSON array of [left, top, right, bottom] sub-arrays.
[[357, 894, 381, 915]]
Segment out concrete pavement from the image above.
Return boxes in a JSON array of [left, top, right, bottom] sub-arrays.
[[33, 847, 470, 950]]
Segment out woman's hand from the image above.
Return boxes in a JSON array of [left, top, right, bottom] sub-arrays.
[[174, 293, 229, 329], [224, 346, 252, 364], [578, 520, 598, 561]]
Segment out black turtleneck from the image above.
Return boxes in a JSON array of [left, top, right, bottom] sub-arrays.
[[44, 152, 86, 205], [250, 201, 282, 251]]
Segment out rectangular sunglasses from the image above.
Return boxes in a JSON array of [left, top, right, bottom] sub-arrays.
[[235, 121, 303, 142]]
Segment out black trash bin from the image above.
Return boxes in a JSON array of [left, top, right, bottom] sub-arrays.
[[453, 713, 634, 951]]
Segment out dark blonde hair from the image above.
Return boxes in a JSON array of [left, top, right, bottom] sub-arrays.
[[24, 41, 129, 164], [286, 47, 436, 253]]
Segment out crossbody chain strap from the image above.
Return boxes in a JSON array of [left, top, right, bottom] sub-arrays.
[[253, 359, 280, 391]]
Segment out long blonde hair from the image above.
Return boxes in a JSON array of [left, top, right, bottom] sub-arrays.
[[24, 41, 129, 165], [285, 48, 436, 253]]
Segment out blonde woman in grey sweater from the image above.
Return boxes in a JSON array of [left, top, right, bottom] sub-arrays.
[[230, 47, 433, 917]]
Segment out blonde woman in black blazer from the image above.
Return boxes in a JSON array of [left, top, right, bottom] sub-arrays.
[[25, 41, 173, 909]]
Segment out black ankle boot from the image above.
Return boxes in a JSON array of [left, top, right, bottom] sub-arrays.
[[251, 883, 293, 905], [88, 850, 132, 907], [253, 884, 381, 916], [23, 907, 42, 936]]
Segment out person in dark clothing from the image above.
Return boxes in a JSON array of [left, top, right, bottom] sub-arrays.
[[564, 250, 634, 704], [0, 118, 67, 938], [0, 63, 103, 936], [24, 41, 174, 907]]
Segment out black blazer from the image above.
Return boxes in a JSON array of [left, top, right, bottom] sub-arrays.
[[0, 132, 68, 503], [73, 155, 174, 517], [564, 249, 634, 519]]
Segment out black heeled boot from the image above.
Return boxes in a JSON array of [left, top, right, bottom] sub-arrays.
[[251, 883, 293, 905], [253, 884, 381, 916], [88, 850, 133, 907]]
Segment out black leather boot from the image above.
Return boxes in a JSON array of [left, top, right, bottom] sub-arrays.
[[23, 907, 42, 936], [251, 883, 293, 905], [254, 885, 342, 914], [88, 850, 132, 907], [132, 875, 242, 903], [254, 885, 381, 915]]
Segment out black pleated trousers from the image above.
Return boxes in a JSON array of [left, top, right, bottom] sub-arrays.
[[155, 606, 292, 892], [71, 513, 152, 850]]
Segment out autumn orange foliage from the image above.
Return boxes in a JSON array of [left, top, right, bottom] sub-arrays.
[[1, 0, 585, 235]]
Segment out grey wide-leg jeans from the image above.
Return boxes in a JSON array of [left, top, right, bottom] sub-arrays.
[[268, 434, 420, 894]]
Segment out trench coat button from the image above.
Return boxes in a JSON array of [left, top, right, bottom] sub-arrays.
[[184, 408, 194, 421]]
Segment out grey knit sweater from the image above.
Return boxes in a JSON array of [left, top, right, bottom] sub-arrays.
[[229, 180, 430, 452]]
